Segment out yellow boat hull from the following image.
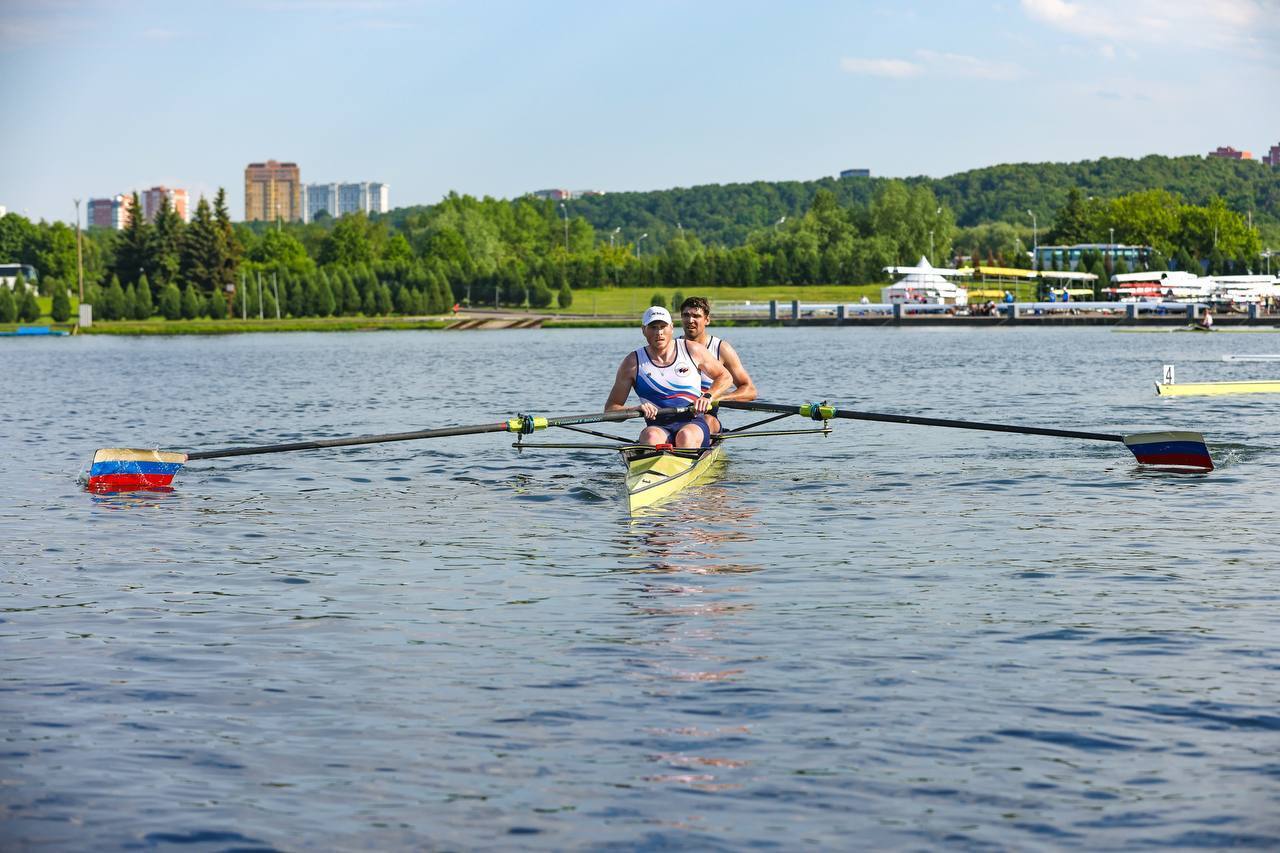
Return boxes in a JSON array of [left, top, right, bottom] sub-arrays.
[[624, 442, 724, 512], [1156, 380, 1280, 397]]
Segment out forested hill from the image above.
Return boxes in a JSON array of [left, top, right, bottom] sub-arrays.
[[387, 155, 1280, 249]]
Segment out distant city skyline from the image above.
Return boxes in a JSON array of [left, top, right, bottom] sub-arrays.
[[1, 0, 1277, 225]]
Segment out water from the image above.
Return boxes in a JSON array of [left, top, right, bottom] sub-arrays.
[[3, 326, 1279, 850]]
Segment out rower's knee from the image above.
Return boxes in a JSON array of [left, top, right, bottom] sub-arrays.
[[639, 427, 666, 446], [674, 424, 703, 448]]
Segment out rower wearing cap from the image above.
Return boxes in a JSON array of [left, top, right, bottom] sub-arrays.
[[678, 296, 756, 434], [605, 305, 732, 449]]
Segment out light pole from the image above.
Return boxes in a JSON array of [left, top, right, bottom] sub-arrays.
[[560, 202, 569, 252], [775, 215, 786, 232], [610, 226, 620, 249], [636, 233, 648, 259], [73, 198, 84, 302], [677, 221, 683, 238], [1027, 209, 1037, 270], [1109, 226, 1114, 272]]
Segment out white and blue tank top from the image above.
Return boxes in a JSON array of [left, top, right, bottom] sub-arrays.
[[633, 340, 702, 411], [682, 335, 723, 391]]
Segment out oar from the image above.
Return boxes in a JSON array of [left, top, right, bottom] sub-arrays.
[[86, 406, 687, 493], [717, 400, 1213, 471]]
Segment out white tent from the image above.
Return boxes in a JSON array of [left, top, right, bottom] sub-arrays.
[[881, 256, 971, 306]]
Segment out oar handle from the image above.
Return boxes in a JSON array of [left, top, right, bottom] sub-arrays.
[[185, 406, 693, 461], [717, 401, 1124, 443]]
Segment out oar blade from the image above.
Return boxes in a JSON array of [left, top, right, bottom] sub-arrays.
[[1122, 431, 1213, 471], [87, 448, 189, 492]]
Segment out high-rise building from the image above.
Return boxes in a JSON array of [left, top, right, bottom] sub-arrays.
[[301, 181, 390, 222], [141, 186, 190, 223], [87, 195, 132, 230], [840, 168, 871, 178], [244, 160, 301, 222], [1263, 143, 1280, 168], [1208, 146, 1253, 160]]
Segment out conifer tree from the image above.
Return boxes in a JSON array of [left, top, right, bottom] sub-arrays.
[[160, 282, 182, 320], [134, 273, 154, 319], [180, 198, 222, 294], [151, 194, 183, 285], [180, 284, 201, 319], [123, 282, 137, 319], [113, 193, 151, 286], [213, 188, 240, 294], [558, 279, 573, 309], [316, 275, 336, 316], [376, 283, 393, 315], [0, 285, 15, 323], [205, 288, 226, 319], [362, 285, 377, 315], [104, 275, 126, 320], [51, 284, 71, 322], [18, 286, 40, 322]]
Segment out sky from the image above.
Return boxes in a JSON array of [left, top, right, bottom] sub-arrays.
[[1, 0, 1277, 224]]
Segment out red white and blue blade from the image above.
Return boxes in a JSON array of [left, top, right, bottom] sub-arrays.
[[1122, 431, 1213, 471], [87, 448, 188, 492]]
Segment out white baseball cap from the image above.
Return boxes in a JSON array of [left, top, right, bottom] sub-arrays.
[[642, 306, 672, 327]]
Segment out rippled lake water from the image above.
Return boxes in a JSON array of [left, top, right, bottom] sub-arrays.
[[3, 326, 1279, 850]]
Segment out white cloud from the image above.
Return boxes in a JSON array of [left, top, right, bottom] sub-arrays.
[[839, 57, 922, 78], [915, 50, 1021, 80], [1021, 0, 1278, 57], [841, 51, 1021, 81]]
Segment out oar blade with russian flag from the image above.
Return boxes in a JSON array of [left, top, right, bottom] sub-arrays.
[[1122, 431, 1214, 471], [87, 448, 189, 492]]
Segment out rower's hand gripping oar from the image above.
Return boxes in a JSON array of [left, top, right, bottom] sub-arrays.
[[86, 406, 689, 493], [716, 400, 1213, 471]]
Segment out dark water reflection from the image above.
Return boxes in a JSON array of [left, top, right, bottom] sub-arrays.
[[2, 328, 1279, 849]]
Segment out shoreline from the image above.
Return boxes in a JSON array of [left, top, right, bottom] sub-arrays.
[[3, 312, 1277, 336]]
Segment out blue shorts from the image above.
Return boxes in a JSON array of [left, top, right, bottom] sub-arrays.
[[647, 414, 713, 448]]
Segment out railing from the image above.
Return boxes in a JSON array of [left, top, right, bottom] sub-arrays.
[[713, 300, 1272, 322]]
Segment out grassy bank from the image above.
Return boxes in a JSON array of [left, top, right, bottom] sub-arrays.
[[5, 285, 890, 335]]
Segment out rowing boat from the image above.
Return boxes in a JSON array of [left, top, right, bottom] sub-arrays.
[[1156, 379, 1280, 396], [623, 441, 724, 512]]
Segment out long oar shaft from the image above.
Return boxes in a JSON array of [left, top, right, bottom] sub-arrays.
[[718, 401, 1122, 443], [186, 406, 683, 461]]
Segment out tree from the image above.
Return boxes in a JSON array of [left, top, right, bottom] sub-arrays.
[[180, 284, 201, 319], [103, 275, 126, 320], [0, 285, 14, 323], [51, 284, 71, 322], [319, 213, 376, 266], [150, 194, 184, 285], [205, 288, 226, 319], [159, 282, 182, 320], [18, 285, 41, 322], [133, 273, 154, 319], [113, 193, 151, 286], [649, 292, 666, 308], [558, 279, 573, 309], [180, 198, 222, 293], [213, 188, 241, 294]]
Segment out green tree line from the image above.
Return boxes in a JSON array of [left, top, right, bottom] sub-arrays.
[[0, 158, 1270, 323]]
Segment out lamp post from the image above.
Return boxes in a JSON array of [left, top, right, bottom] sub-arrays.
[[1027, 209, 1037, 270], [1109, 226, 1114, 272], [560, 202, 569, 251], [775, 215, 786, 232], [610, 226, 619, 249], [636, 233, 648, 259], [73, 198, 84, 301], [677, 221, 683, 238]]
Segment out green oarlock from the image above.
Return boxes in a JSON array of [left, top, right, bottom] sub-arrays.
[[506, 415, 550, 433], [799, 403, 836, 420]]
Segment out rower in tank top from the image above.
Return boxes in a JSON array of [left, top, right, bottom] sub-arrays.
[[603, 306, 731, 450], [677, 296, 758, 433]]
